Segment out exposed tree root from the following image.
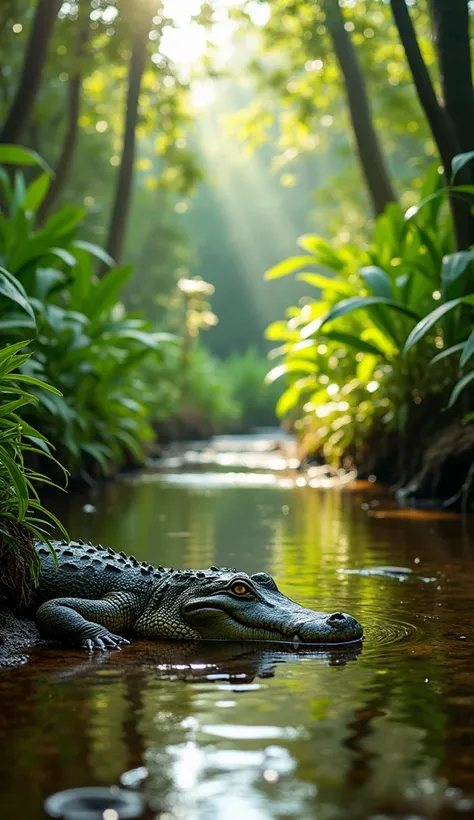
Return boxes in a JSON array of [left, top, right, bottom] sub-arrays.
[[396, 424, 474, 511]]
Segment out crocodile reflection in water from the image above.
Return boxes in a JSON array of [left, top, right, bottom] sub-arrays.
[[32, 638, 363, 684]]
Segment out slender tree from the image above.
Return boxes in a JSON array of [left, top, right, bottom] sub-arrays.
[[390, 0, 473, 250], [103, 14, 149, 267], [0, 0, 61, 144], [429, 0, 474, 157], [323, 0, 398, 217], [37, 19, 89, 223]]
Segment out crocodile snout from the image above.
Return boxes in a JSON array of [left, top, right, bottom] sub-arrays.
[[296, 611, 363, 644]]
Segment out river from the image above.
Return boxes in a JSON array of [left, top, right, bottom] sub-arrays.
[[1, 434, 473, 819]]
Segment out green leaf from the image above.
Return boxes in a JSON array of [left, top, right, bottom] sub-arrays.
[[264, 255, 317, 280], [451, 151, 474, 181], [297, 235, 346, 270], [0, 268, 35, 320], [4, 374, 62, 394], [321, 330, 387, 358], [430, 343, 465, 366], [360, 266, 394, 299], [0, 398, 35, 417], [83, 264, 134, 320], [73, 240, 115, 268], [448, 370, 474, 407], [276, 385, 301, 417], [51, 247, 77, 267], [297, 273, 354, 296], [265, 360, 316, 384], [441, 250, 474, 297], [23, 173, 51, 212], [404, 190, 447, 223], [0, 340, 32, 362], [0, 145, 53, 174], [301, 296, 420, 340], [460, 328, 474, 368], [0, 445, 28, 518], [104, 329, 164, 350], [403, 297, 474, 355], [42, 204, 86, 238]]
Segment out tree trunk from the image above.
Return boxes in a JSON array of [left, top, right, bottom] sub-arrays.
[[102, 23, 148, 268], [390, 0, 473, 250], [37, 22, 89, 224], [0, 0, 61, 145], [324, 0, 398, 217], [429, 0, 474, 156]]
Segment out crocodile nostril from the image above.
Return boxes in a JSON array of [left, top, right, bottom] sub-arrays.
[[327, 612, 346, 623]]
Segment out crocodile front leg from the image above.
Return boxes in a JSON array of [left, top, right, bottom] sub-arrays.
[[35, 592, 137, 650]]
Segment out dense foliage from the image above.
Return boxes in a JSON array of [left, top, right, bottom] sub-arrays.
[[265, 154, 474, 476]]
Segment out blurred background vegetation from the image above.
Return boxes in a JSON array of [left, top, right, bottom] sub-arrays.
[[0, 0, 473, 548]]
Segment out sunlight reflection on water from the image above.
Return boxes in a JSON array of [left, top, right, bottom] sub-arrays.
[[2, 435, 474, 819]]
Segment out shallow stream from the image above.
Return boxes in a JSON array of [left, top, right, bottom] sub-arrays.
[[1, 434, 474, 819]]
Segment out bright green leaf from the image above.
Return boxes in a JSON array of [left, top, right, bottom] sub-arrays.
[[264, 255, 317, 280]]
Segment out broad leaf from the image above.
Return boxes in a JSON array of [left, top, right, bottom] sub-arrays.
[[301, 296, 420, 340], [83, 264, 134, 320], [265, 360, 316, 384], [297, 235, 346, 271], [276, 385, 301, 417], [403, 297, 474, 355], [451, 151, 474, 181], [460, 328, 474, 368], [0, 145, 52, 174], [448, 371, 474, 408], [297, 273, 354, 296], [73, 240, 115, 268], [430, 343, 465, 366], [360, 266, 394, 300], [0, 268, 35, 320], [265, 256, 317, 280], [441, 250, 474, 297], [23, 173, 51, 212], [321, 330, 387, 358], [51, 247, 77, 267]]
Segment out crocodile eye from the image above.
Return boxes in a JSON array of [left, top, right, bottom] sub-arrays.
[[231, 583, 249, 596]]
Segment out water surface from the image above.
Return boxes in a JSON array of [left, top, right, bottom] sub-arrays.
[[1, 436, 474, 819]]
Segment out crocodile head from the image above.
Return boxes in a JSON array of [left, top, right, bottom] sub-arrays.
[[136, 569, 363, 644]]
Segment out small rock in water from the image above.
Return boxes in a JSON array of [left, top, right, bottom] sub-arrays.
[[44, 786, 144, 818], [120, 767, 149, 789], [82, 503, 96, 514], [339, 566, 413, 580]]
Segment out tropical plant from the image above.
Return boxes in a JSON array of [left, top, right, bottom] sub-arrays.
[[264, 156, 474, 465], [0, 144, 177, 477], [0, 340, 68, 603]]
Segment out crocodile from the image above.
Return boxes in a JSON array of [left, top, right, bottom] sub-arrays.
[[30, 540, 363, 650]]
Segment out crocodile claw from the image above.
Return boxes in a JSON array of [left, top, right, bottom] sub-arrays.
[[82, 632, 130, 651]]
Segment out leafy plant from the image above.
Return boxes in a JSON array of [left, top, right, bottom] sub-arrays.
[[0, 341, 68, 601], [0, 146, 177, 476], [264, 159, 473, 463]]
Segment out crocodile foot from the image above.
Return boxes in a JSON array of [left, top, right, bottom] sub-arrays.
[[82, 630, 130, 651]]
